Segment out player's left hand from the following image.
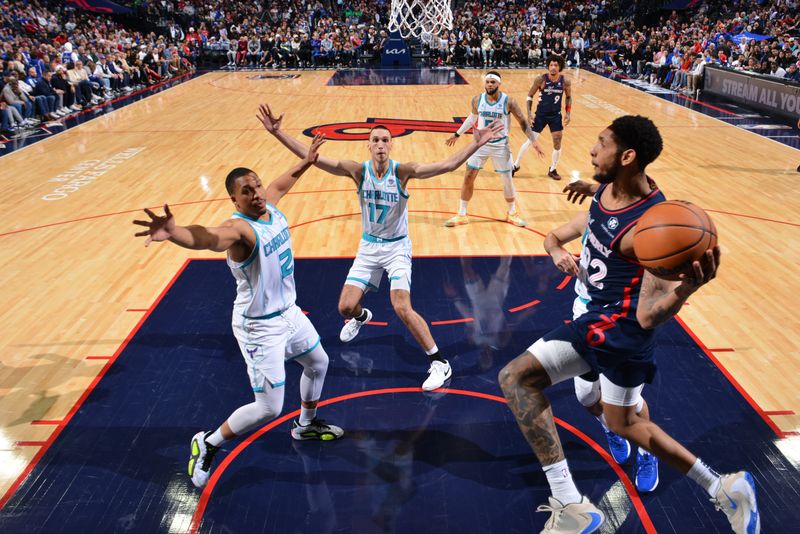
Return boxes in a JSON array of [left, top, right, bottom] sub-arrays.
[[445, 135, 459, 147], [532, 140, 545, 158], [677, 246, 721, 295], [133, 204, 175, 247], [256, 104, 283, 133], [564, 113, 571, 126]]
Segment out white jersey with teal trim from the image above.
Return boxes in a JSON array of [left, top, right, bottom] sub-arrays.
[[359, 159, 409, 241], [227, 204, 296, 319], [475, 91, 511, 146], [573, 227, 591, 318]]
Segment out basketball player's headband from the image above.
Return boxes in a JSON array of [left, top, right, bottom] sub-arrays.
[[484, 73, 502, 82]]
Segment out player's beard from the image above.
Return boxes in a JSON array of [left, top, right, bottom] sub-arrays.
[[593, 157, 622, 184], [485, 85, 498, 96]]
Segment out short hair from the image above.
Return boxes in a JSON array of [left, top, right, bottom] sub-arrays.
[[607, 115, 663, 170], [546, 54, 565, 70], [485, 70, 501, 79], [225, 167, 255, 194], [368, 124, 392, 138]]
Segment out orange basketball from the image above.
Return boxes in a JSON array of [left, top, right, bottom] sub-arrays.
[[633, 200, 718, 281]]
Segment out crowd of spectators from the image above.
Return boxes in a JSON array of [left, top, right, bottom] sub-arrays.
[[2, 0, 798, 137]]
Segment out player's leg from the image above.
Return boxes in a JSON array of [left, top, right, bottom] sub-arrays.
[[512, 117, 544, 175], [547, 120, 564, 180], [601, 376, 759, 533], [339, 245, 382, 342], [189, 318, 288, 489], [499, 335, 605, 532], [287, 307, 344, 440], [445, 164, 481, 227], [495, 146, 526, 226]]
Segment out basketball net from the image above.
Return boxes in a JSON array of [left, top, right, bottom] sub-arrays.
[[388, 0, 453, 39]]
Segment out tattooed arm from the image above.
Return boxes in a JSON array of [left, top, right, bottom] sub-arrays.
[[636, 246, 721, 329]]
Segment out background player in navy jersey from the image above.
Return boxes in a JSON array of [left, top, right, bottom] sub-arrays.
[[499, 115, 759, 534], [513, 55, 572, 181]]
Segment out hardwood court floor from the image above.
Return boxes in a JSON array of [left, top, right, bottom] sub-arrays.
[[0, 68, 798, 504]]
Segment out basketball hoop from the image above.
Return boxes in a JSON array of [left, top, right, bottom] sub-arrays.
[[388, 0, 453, 39]]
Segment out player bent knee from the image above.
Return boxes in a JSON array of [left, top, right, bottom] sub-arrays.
[[498, 349, 552, 393]]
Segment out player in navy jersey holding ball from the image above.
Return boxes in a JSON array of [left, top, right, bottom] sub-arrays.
[[499, 115, 758, 534]]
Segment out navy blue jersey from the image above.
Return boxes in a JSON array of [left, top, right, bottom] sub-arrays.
[[544, 179, 666, 387], [535, 75, 564, 116]]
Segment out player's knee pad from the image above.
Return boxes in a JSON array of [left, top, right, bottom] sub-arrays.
[[229, 389, 285, 434], [501, 172, 516, 198], [299, 345, 329, 376], [574, 376, 601, 407]]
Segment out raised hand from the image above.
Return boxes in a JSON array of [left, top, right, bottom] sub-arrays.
[[563, 179, 595, 204], [445, 135, 459, 147], [472, 119, 504, 146], [133, 204, 176, 246], [256, 104, 284, 134], [305, 133, 326, 163]]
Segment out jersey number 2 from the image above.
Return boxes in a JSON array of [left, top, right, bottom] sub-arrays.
[[368, 202, 389, 224], [279, 249, 294, 278]]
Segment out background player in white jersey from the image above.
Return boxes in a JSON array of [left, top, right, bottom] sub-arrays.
[[513, 55, 572, 181], [258, 103, 503, 391], [443, 71, 545, 228], [133, 135, 343, 490]]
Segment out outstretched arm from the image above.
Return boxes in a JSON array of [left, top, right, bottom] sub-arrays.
[[563, 77, 572, 126], [133, 205, 246, 252], [256, 104, 362, 185], [562, 179, 599, 204], [397, 120, 504, 180], [636, 247, 720, 329], [265, 133, 326, 205], [509, 96, 545, 157], [543, 211, 588, 276]]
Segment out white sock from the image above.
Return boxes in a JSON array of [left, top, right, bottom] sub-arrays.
[[458, 200, 468, 217], [687, 458, 721, 497], [543, 459, 582, 505], [206, 427, 227, 447], [507, 200, 516, 213], [596, 414, 610, 432], [550, 149, 561, 171], [425, 344, 439, 356], [299, 406, 317, 426], [514, 139, 531, 167]]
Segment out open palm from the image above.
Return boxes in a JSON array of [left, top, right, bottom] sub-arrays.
[[133, 205, 175, 246], [257, 104, 283, 133]]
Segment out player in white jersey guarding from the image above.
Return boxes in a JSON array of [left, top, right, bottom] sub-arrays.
[[133, 135, 343, 490], [258, 103, 503, 391], [443, 70, 545, 228]]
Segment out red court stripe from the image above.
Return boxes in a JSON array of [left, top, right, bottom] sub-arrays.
[[14, 441, 47, 447], [783, 431, 800, 436], [708, 348, 735, 352], [556, 276, 572, 290], [764, 410, 795, 416], [674, 316, 785, 438], [508, 299, 541, 313], [85, 356, 112, 360], [30, 420, 62, 425], [0, 258, 193, 511], [431, 317, 474, 325], [126, 308, 148, 312], [366, 321, 388, 326], [563, 319, 572, 324], [675, 93, 738, 115], [188, 388, 655, 534]]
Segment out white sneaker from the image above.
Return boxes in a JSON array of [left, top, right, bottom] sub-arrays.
[[290, 418, 344, 441], [422, 359, 452, 391], [187, 431, 219, 489], [339, 309, 372, 342], [712, 471, 760, 534], [537, 496, 604, 533]]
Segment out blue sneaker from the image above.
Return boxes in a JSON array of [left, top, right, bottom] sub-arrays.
[[635, 450, 659, 493], [604, 429, 631, 464]]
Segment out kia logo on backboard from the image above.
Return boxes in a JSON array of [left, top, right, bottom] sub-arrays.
[[385, 49, 407, 55]]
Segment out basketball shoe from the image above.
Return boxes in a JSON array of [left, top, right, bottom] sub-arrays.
[[634, 449, 659, 493], [548, 168, 562, 181], [604, 429, 631, 464], [422, 359, 452, 391], [291, 418, 344, 441], [506, 211, 527, 227], [188, 431, 219, 489], [712, 471, 760, 534], [537, 496, 605, 533], [444, 215, 470, 227], [340, 309, 372, 342]]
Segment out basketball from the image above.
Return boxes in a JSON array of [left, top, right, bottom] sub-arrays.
[[633, 200, 718, 281]]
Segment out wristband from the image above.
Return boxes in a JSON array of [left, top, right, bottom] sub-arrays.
[[454, 132, 460, 137], [526, 96, 533, 102], [565, 105, 572, 113]]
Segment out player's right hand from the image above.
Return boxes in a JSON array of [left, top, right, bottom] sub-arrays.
[[133, 204, 175, 246], [257, 104, 283, 133], [445, 135, 458, 147], [473, 119, 504, 146], [551, 248, 579, 276], [563, 180, 595, 204]]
